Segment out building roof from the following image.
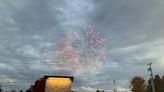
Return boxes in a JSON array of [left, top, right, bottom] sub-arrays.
[[43, 75, 74, 81]]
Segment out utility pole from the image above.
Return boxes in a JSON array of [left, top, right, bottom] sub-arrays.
[[147, 63, 156, 92], [113, 80, 117, 92]]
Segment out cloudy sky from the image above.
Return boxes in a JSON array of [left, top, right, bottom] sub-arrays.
[[0, 0, 164, 92]]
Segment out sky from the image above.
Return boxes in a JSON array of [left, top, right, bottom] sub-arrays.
[[0, 0, 164, 92]]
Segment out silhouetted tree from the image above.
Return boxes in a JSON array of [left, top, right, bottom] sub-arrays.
[[26, 85, 33, 92], [131, 76, 146, 92], [0, 85, 2, 92], [11, 89, 16, 92], [162, 76, 164, 88], [154, 75, 163, 92], [147, 78, 152, 92], [26, 89, 32, 92], [158, 76, 164, 92], [0, 88, 2, 92], [147, 74, 164, 92]]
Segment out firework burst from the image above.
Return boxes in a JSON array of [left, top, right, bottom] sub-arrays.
[[60, 29, 108, 74]]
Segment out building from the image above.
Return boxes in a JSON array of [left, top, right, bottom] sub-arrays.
[[31, 75, 74, 92]]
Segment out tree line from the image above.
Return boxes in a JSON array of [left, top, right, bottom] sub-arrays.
[[131, 74, 164, 92]]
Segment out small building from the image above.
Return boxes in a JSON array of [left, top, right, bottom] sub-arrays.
[[32, 75, 74, 92]]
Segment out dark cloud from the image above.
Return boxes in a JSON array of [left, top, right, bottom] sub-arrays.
[[89, 0, 164, 49]]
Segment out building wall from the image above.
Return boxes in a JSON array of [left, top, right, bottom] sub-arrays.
[[32, 76, 74, 92]]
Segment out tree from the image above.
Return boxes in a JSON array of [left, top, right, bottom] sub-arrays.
[[162, 76, 164, 88], [131, 76, 147, 92], [147, 74, 164, 92], [11, 89, 16, 92], [147, 78, 152, 92], [96, 89, 105, 92], [26, 88, 32, 92], [0, 84, 2, 92], [26, 86, 33, 92], [154, 75, 163, 92], [0, 88, 2, 92]]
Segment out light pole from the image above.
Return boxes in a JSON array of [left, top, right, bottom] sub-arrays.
[[147, 63, 156, 92], [113, 80, 117, 92]]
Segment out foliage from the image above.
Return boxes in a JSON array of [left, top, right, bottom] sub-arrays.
[[147, 74, 164, 92], [131, 76, 147, 92], [0, 84, 2, 92], [11, 89, 16, 92]]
